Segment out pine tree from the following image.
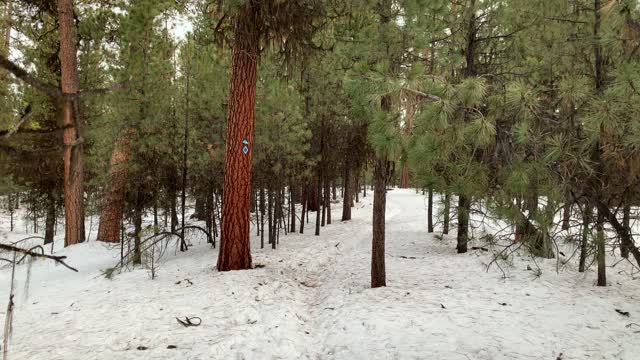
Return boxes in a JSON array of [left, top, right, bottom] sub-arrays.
[[216, 1, 325, 271]]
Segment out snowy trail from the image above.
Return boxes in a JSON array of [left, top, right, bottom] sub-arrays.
[[1, 189, 640, 359]]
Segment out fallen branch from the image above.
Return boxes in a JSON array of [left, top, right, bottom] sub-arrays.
[[0, 243, 78, 272], [176, 317, 201, 327]]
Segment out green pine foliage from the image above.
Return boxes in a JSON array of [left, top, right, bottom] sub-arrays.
[[2, 0, 640, 278]]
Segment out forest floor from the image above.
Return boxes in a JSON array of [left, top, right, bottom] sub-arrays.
[[1, 189, 640, 359]]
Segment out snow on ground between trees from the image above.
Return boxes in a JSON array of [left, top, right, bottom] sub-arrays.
[[1, 189, 639, 360]]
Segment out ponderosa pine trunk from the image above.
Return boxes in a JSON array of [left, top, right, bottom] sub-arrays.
[[321, 177, 326, 227], [342, 160, 352, 221], [308, 179, 319, 212], [58, 0, 85, 247], [193, 197, 205, 220], [371, 157, 388, 288], [596, 208, 606, 286], [332, 181, 337, 201], [315, 176, 321, 236], [362, 173, 366, 198], [456, 194, 470, 253], [427, 188, 433, 233], [324, 177, 331, 225], [153, 196, 159, 234], [621, 204, 631, 259], [267, 187, 274, 246], [217, 4, 259, 271], [578, 205, 591, 273], [133, 193, 143, 265], [443, 192, 450, 235], [290, 186, 296, 233], [399, 163, 410, 189], [259, 187, 265, 248], [44, 189, 57, 245], [354, 173, 359, 203], [97, 134, 131, 243], [170, 177, 178, 232], [562, 200, 571, 231], [299, 184, 306, 234]]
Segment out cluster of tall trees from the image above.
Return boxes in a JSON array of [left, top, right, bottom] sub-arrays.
[[1, 0, 640, 287]]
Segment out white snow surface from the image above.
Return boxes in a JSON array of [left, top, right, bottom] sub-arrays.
[[1, 189, 640, 359]]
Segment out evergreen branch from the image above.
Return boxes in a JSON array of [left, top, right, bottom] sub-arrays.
[[0, 55, 62, 99], [0, 243, 78, 272]]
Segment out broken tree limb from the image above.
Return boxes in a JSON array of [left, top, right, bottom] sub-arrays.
[[0, 54, 61, 99], [0, 243, 78, 272]]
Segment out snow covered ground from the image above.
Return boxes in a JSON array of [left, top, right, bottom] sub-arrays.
[[1, 189, 639, 359]]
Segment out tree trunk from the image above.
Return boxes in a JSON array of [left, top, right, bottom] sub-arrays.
[[594, 199, 640, 269], [153, 196, 159, 234], [97, 134, 131, 243], [354, 173, 359, 204], [443, 192, 450, 235], [324, 177, 331, 225], [562, 200, 571, 231], [272, 187, 278, 249], [133, 193, 143, 265], [399, 163, 410, 189], [205, 186, 215, 242], [621, 204, 631, 259], [362, 172, 366, 198], [579, 205, 592, 273], [371, 157, 388, 288], [217, 4, 259, 271], [8, 194, 14, 232], [259, 187, 265, 248], [321, 177, 326, 227], [170, 177, 178, 232], [268, 187, 274, 246], [332, 181, 337, 201], [342, 161, 352, 221], [596, 208, 606, 287], [299, 184, 306, 234], [308, 177, 319, 212], [427, 188, 433, 233], [193, 197, 206, 220], [290, 186, 296, 233], [315, 176, 321, 236], [44, 190, 57, 245], [58, 0, 85, 247], [456, 194, 470, 254]]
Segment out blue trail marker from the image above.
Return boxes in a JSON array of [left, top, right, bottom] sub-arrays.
[[242, 138, 249, 154]]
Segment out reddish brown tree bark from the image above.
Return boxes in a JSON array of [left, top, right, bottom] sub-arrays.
[[58, 0, 85, 247], [217, 3, 259, 271], [97, 133, 131, 243]]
